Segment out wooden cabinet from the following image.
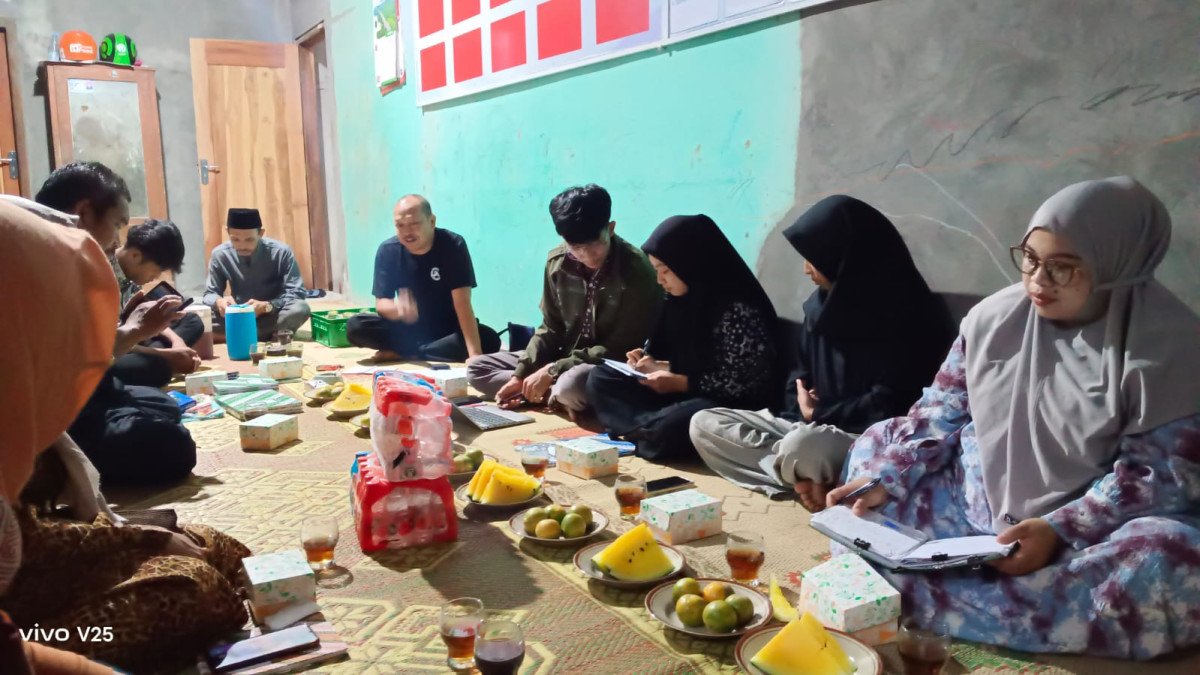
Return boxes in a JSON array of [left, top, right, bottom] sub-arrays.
[[44, 62, 166, 224]]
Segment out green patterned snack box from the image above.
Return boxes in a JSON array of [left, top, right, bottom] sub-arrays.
[[213, 374, 279, 395], [216, 390, 302, 420], [259, 356, 304, 381], [799, 553, 901, 633], [242, 549, 316, 623], [638, 489, 722, 544], [239, 413, 300, 451], [554, 438, 619, 479]]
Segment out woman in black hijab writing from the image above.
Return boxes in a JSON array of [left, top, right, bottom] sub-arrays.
[[690, 196, 954, 510], [587, 214, 778, 461]]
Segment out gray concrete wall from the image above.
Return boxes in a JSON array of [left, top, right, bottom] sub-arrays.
[[290, 0, 329, 39], [1, 0, 294, 296]]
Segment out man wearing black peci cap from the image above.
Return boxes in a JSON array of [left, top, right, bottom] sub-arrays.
[[202, 208, 311, 340]]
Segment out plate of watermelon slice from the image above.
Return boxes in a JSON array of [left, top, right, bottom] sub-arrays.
[[734, 618, 882, 675], [573, 522, 687, 589], [455, 458, 544, 510]]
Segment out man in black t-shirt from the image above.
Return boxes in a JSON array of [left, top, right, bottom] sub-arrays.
[[345, 194, 500, 362]]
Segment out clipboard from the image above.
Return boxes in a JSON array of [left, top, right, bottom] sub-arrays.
[[810, 506, 1015, 573]]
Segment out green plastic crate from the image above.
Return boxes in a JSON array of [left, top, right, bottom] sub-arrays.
[[310, 308, 374, 347]]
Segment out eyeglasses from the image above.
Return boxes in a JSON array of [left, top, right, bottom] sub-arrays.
[[1009, 246, 1081, 287]]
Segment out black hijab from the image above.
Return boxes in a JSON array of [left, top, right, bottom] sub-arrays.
[[642, 214, 776, 377], [785, 195, 939, 338], [779, 195, 954, 428]]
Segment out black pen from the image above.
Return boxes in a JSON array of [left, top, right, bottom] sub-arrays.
[[836, 477, 882, 506], [641, 339, 652, 359]]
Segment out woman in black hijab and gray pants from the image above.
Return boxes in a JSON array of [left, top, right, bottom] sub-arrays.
[[690, 196, 954, 511], [587, 214, 778, 462]]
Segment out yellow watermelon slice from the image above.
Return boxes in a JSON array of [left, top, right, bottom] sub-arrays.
[[466, 459, 498, 499], [750, 614, 855, 675], [330, 382, 371, 411], [467, 461, 522, 500], [478, 470, 540, 505], [590, 523, 675, 581], [800, 613, 855, 674]]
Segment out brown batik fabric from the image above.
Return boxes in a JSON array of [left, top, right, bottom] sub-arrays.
[[0, 509, 249, 672]]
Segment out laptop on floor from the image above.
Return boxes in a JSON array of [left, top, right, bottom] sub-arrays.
[[449, 396, 535, 431]]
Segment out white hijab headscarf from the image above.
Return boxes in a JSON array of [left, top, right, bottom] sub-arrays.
[[962, 176, 1200, 533]]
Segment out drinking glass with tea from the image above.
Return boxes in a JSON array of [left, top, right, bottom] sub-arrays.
[[897, 617, 951, 675], [614, 474, 647, 520], [300, 515, 339, 571], [439, 598, 485, 671], [473, 618, 525, 675], [520, 446, 551, 479], [725, 531, 765, 586]]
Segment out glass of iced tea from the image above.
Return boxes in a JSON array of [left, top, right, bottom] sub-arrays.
[[897, 617, 951, 675], [614, 474, 647, 520], [440, 598, 485, 671], [474, 618, 525, 675], [725, 531, 765, 586], [300, 515, 339, 571], [520, 446, 551, 479]]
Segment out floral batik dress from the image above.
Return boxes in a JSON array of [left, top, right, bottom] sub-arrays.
[[838, 336, 1200, 659]]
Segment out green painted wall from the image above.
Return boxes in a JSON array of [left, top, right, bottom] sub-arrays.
[[329, 1, 802, 329]]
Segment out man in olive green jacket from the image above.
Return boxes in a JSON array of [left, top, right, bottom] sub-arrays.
[[466, 185, 662, 415]]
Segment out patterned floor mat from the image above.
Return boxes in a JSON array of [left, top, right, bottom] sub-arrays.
[[114, 334, 1199, 674]]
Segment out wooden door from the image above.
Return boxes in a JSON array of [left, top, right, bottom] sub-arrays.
[[190, 39, 314, 289], [0, 31, 22, 196], [45, 62, 168, 223]]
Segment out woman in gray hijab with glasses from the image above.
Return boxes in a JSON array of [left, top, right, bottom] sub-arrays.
[[826, 177, 1200, 659]]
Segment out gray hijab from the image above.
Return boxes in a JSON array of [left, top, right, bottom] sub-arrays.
[[962, 176, 1200, 533]]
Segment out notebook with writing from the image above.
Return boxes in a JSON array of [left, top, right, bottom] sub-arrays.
[[810, 505, 1015, 572]]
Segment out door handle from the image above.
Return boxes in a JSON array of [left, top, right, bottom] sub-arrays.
[[0, 151, 16, 179], [200, 159, 221, 185]]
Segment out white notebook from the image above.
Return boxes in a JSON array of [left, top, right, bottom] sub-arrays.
[[601, 359, 649, 379], [810, 505, 1015, 572]]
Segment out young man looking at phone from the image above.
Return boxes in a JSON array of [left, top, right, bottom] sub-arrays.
[[31, 162, 185, 357], [110, 219, 204, 387], [346, 194, 500, 362], [203, 208, 311, 340]]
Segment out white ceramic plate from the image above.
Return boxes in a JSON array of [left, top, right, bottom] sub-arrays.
[[302, 389, 341, 402], [455, 482, 544, 510], [349, 413, 370, 429], [644, 578, 770, 639], [573, 540, 686, 590], [322, 400, 370, 419], [507, 506, 609, 547], [734, 624, 883, 675]]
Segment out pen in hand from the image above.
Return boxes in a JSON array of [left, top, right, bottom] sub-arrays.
[[835, 477, 882, 506]]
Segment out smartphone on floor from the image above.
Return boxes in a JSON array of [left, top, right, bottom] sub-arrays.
[[646, 476, 696, 498], [206, 624, 320, 673]]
